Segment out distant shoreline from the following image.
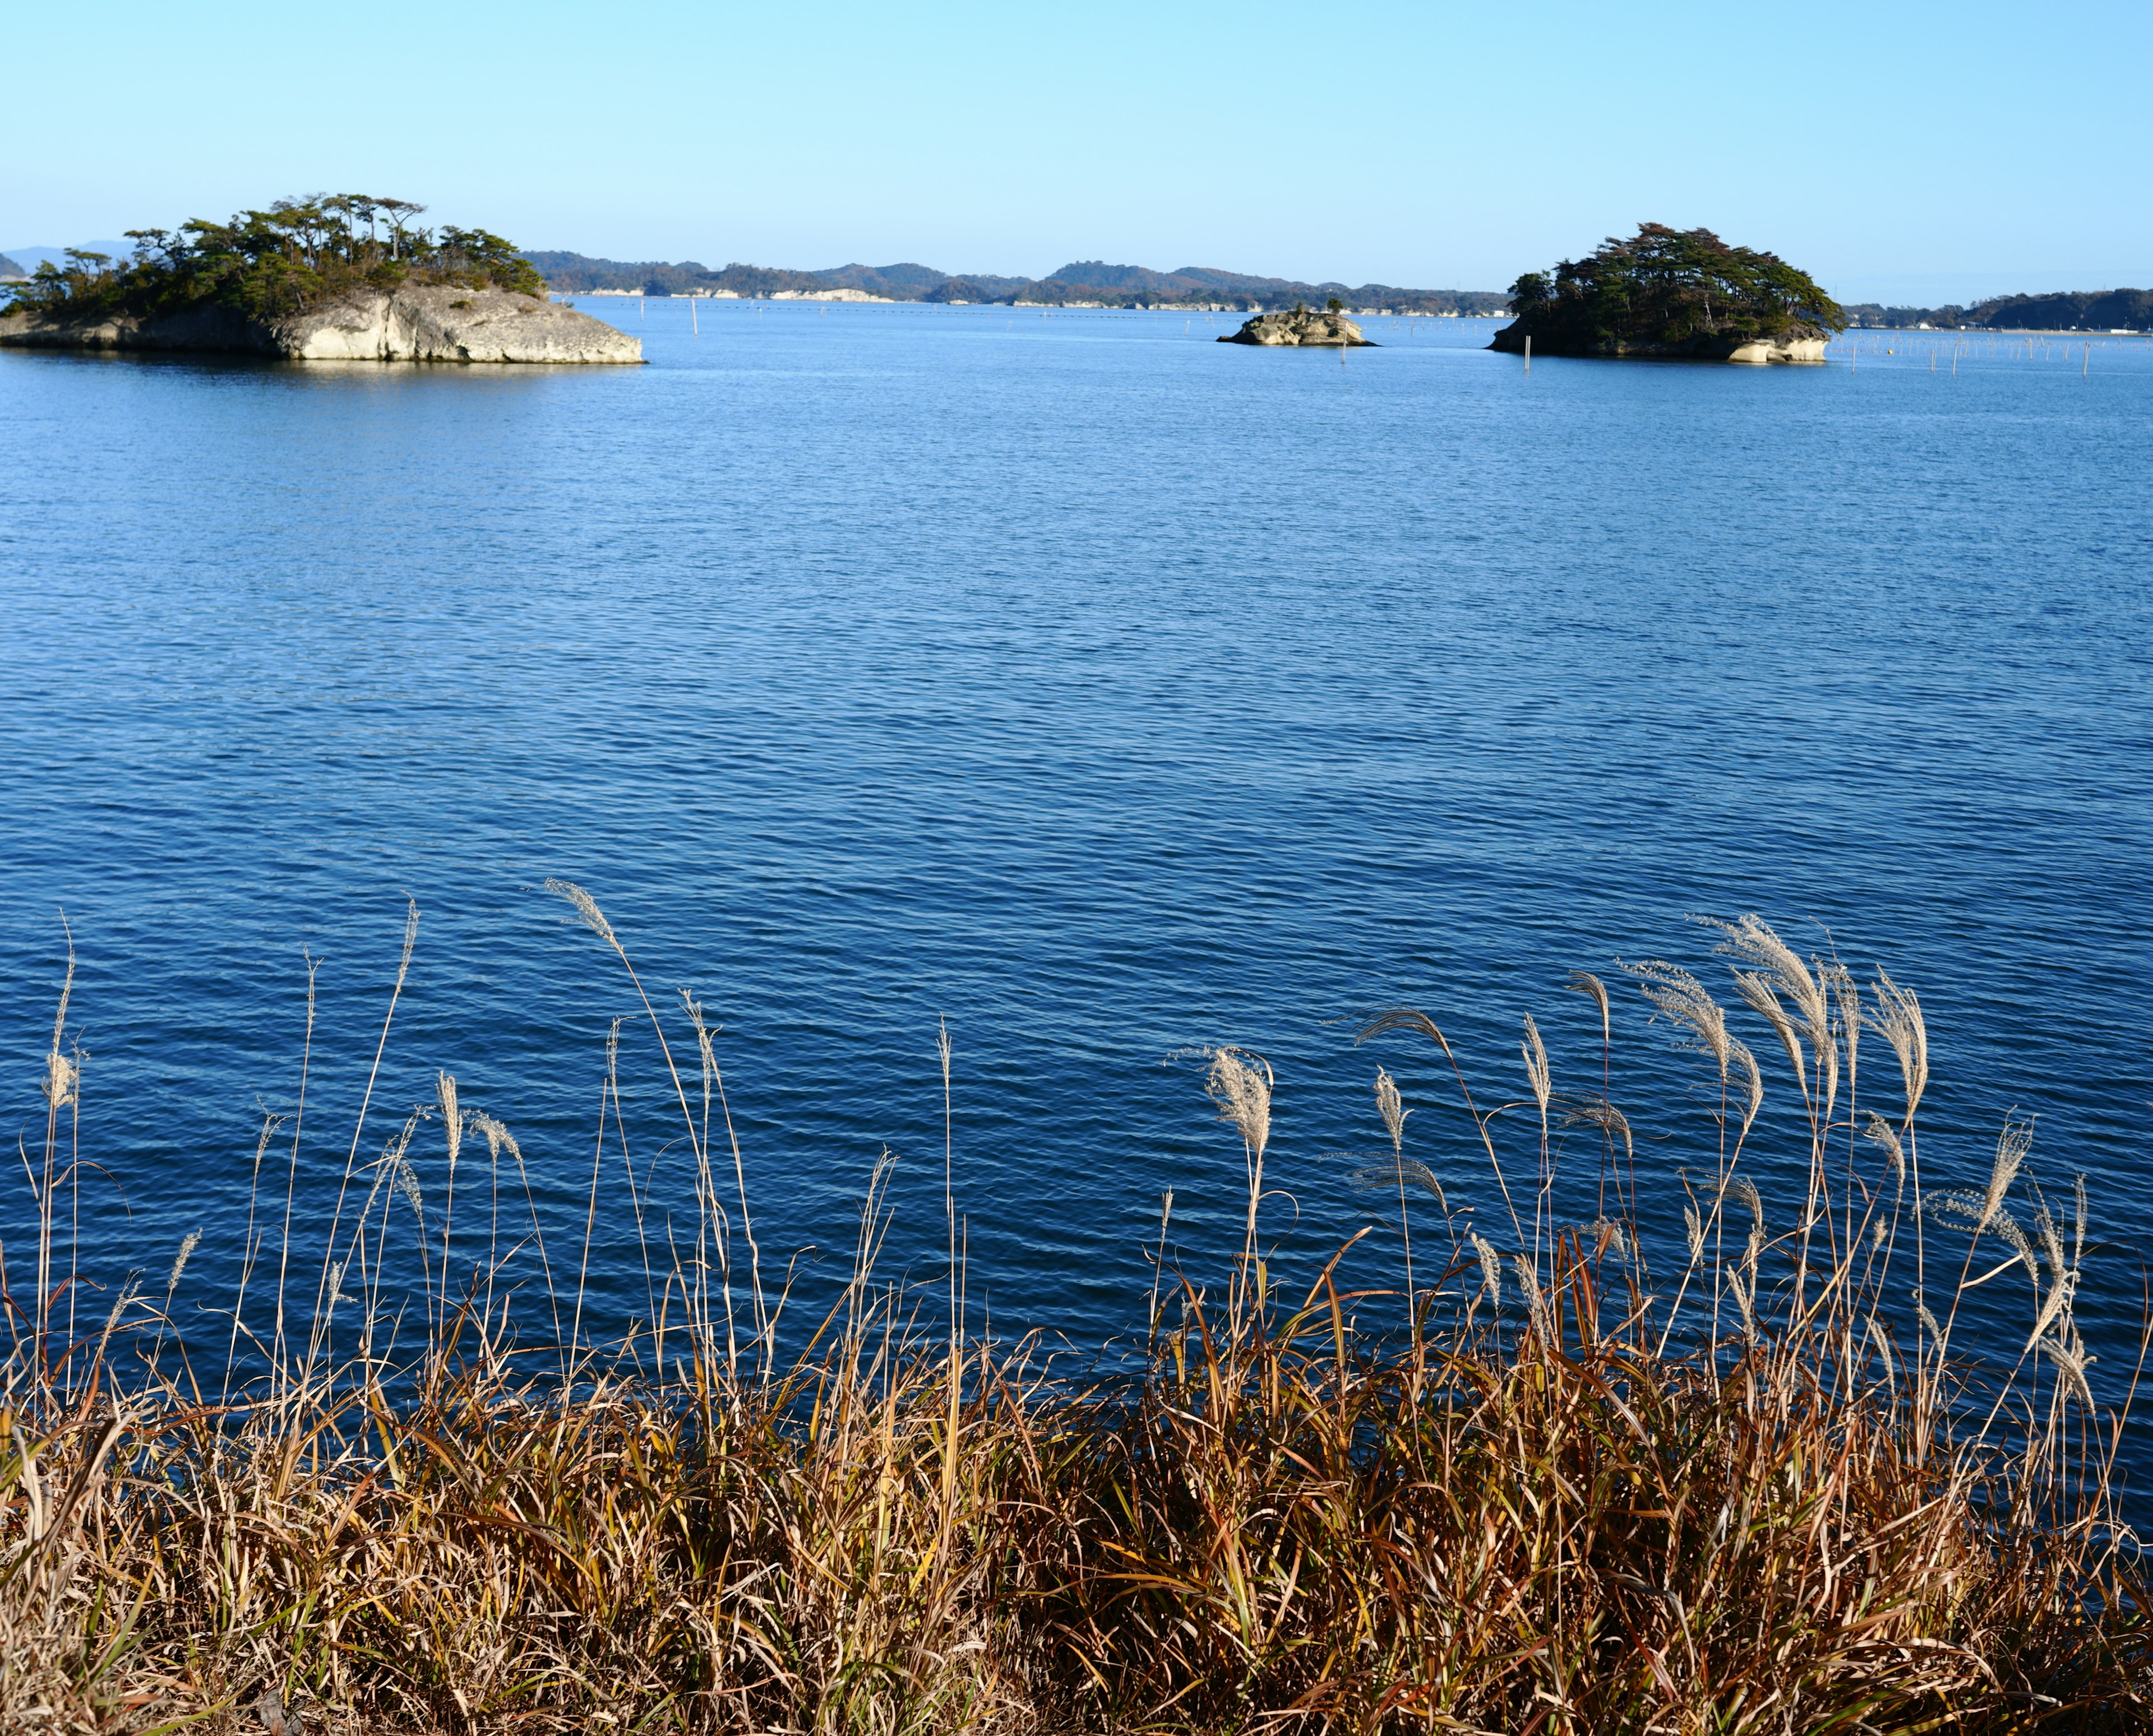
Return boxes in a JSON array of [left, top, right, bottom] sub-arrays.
[[526, 251, 1510, 317], [553, 289, 1513, 318]]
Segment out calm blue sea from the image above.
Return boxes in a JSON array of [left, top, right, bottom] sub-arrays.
[[1, 305, 2147, 1449]]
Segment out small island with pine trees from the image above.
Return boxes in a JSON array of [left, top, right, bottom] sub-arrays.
[[0, 195, 641, 364], [1491, 224, 1845, 363]]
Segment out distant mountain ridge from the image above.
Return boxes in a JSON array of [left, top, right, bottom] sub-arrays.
[[0, 253, 25, 281], [523, 250, 1508, 314], [2, 242, 136, 275]]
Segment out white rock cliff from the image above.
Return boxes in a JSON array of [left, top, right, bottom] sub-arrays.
[[0, 285, 642, 364]]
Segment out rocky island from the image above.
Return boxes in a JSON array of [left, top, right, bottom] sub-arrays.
[[1220, 305, 1374, 346], [0, 196, 640, 364], [1490, 224, 1842, 363]]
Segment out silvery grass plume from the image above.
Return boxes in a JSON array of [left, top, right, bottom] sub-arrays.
[[153, 1229, 200, 1359], [2045, 1328, 2097, 1409], [1201, 1046, 1274, 1313], [1520, 1015, 1553, 1118], [1622, 957, 1765, 1137], [1730, 1040, 1763, 1140], [1470, 1233, 1503, 1312], [469, 1110, 521, 1174], [1354, 1068, 1448, 1206], [1566, 969, 1611, 1041], [1512, 1253, 1549, 1340], [42, 1044, 77, 1112], [1205, 1046, 1272, 1166], [1865, 1112, 1906, 1182], [1827, 960, 1861, 1099], [1866, 967, 1929, 1126], [1925, 1184, 2038, 1298], [680, 988, 718, 1111], [165, 1229, 201, 1295], [1732, 1175, 1766, 1240], [545, 877, 616, 948], [1620, 957, 1731, 1080], [1374, 1067, 1408, 1159], [1979, 1113, 2036, 1235], [1704, 912, 1830, 1041], [1924, 1135, 2087, 1371], [1706, 913, 1838, 1122], [43, 928, 77, 1110], [437, 1071, 460, 1172], [2026, 1195, 2083, 1355]]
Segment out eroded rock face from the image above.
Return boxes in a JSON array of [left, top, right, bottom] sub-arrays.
[[1219, 309, 1373, 347], [1721, 335, 1828, 364], [283, 286, 643, 362], [0, 286, 643, 363]]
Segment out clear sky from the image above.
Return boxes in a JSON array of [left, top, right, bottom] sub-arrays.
[[6, 0, 2147, 304]]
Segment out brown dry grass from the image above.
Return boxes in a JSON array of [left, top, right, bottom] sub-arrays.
[[3, 900, 2147, 1734]]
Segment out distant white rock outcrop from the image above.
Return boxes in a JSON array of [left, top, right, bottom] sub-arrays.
[[0, 285, 642, 363], [1219, 309, 1374, 348]]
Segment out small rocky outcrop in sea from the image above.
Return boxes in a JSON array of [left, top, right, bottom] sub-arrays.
[[0, 285, 642, 364], [1219, 309, 1373, 347]]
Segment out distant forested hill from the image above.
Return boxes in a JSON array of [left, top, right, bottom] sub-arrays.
[[1022, 260, 1502, 313], [1841, 287, 2151, 331], [519, 253, 816, 296], [0, 253, 26, 280], [522, 249, 1505, 313]]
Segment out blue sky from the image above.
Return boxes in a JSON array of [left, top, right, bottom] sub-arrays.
[[6, 0, 2147, 302]]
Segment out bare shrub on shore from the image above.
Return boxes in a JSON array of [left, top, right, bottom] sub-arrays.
[[2, 901, 2146, 1733]]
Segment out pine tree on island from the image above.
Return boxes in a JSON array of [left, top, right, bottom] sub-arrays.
[[1493, 224, 1845, 363]]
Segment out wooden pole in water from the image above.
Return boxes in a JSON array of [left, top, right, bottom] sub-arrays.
[[1524, 335, 1531, 371], [692, 296, 699, 335], [2083, 342, 2090, 377]]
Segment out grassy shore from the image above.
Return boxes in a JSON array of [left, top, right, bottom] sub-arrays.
[[3, 897, 2146, 1733]]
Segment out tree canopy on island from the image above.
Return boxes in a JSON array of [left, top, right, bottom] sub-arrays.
[[1505, 224, 1844, 349], [2, 195, 544, 322]]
